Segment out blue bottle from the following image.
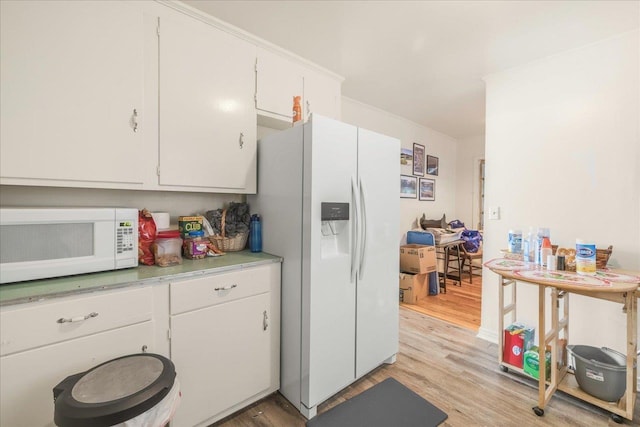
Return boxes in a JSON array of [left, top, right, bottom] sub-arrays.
[[250, 214, 262, 253]]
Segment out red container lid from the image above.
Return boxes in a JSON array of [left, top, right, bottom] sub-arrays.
[[157, 230, 181, 239]]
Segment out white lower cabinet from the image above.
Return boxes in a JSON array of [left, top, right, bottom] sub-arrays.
[[169, 264, 281, 427], [0, 263, 280, 427], [0, 287, 156, 427]]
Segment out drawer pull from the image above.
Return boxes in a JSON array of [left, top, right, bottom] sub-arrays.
[[263, 310, 269, 331], [214, 284, 237, 291], [57, 312, 99, 324]]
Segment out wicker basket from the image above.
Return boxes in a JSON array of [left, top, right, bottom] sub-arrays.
[[207, 209, 249, 252], [557, 245, 613, 272]]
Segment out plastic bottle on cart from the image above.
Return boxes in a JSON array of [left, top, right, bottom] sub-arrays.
[[250, 214, 262, 253], [534, 227, 550, 265], [523, 227, 534, 262], [540, 237, 552, 268], [508, 229, 522, 253]]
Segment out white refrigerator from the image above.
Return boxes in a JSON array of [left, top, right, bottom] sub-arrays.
[[249, 114, 399, 419]]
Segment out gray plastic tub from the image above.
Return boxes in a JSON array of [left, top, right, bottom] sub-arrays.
[[569, 345, 630, 402]]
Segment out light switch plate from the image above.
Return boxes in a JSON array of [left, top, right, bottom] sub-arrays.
[[489, 206, 500, 220]]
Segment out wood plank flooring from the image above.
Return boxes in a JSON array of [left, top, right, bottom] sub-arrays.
[[401, 272, 482, 331], [211, 307, 639, 426]]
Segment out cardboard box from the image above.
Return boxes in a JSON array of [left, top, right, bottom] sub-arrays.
[[523, 346, 551, 380], [399, 273, 428, 304], [399, 244, 436, 274], [502, 323, 535, 368], [178, 216, 203, 238]]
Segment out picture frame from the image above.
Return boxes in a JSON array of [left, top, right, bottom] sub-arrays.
[[400, 175, 417, 198], [426, 155, 439, 176], [419, 178, 436, 201], [400, 148, 413, 167], [412, 143, 425, 176]]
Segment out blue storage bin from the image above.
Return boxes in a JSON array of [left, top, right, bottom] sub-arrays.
[[407, 230, 435, 246]]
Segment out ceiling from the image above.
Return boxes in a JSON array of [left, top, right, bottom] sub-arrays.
[[184, 1, 639, 139]]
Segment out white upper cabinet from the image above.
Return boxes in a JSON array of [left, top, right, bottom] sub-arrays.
[[255, 47, 304, 122], [255, 48, 343, 128], [303, 67, 342, 122], [158, 12, 257, 193], [0, 0, 145, 188]]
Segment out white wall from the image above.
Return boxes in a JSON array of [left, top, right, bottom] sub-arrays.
[[341, 97, 458, 244], [0, 185, 241, 227], [479, 30, 640, 353], [456, 135, 485, 230]]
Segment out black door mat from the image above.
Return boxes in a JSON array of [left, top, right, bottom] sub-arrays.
[[306, 377, 448, 427]]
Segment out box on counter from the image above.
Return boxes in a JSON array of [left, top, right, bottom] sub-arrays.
[[523, 346, 551, 380], [503, 323, 535, 368], [178, 216, 203, 238], [399, 272, 428, 304], [399, 244, 436, 274]]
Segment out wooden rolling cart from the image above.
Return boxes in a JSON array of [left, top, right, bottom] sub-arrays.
[[486, 259, 639, 424]]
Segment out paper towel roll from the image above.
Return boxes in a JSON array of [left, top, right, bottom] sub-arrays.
[[151, 212, 170, 230]]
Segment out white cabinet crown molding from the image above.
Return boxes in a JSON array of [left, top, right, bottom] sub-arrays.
[[156, 0, 344, 83]]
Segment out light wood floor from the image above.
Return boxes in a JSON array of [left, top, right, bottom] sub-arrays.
[[402, 270, 483, 331], [212, 307, 639, 426]]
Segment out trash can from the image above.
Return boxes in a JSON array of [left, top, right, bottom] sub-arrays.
[[53, 353, 180, 427]]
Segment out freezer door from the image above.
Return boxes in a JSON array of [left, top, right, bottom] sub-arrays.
[[302, 115, 358, 409], [355, 128, 400, 378]]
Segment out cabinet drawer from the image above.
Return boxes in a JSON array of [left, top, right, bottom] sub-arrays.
[[0, 286, 152, 357], [170, 266, 270, 315]]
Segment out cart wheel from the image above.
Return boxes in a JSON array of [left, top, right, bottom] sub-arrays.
[[610, 413, 623, 424], [499, 365, 508, 373], [532, 406, 544, 417]]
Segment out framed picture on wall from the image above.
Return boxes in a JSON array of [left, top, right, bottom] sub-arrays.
[[426, 155, 439, 176], [419, 178, 435, 201], [400, 175, 417, 198], [400, 148, 413, 167], [412, 143, 425, 176]]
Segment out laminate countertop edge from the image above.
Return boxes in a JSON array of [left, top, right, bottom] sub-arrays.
[[0, 251, 283, 307]]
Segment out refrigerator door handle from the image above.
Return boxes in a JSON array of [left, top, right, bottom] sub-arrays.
[[358, 177, 368, 280], [351, 176, 361, 283]]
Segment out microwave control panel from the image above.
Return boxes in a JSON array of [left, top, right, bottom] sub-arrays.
[[116, 220, 136, 254]]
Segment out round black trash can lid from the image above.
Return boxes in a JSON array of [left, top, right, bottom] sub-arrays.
[[53, 353, 176, 427]]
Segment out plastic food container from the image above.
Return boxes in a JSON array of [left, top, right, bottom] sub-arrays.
[[151, 230, 183, 267], [569, 345, 631, 402], [183, 230, 208, 260]]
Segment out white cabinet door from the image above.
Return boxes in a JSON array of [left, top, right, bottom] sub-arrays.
[[0, 322, 155, 427], [170, 292, 271, 427], [158, 13, 256, 192], [0, 1, 145, 187], [303, 67, 342, 121], [255, 47, 304, 121]]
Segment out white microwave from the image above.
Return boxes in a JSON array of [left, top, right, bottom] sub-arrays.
[[0, 208, 138, 284]]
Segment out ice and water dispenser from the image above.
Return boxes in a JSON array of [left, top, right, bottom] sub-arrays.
[[320, 202, 350, 258]]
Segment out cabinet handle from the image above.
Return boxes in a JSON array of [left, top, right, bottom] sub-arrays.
[[132, 109, 139, 133], [306, 100, 311, 118], [263, 310, 269, 331], [57, 312, 99, 324], [239, 132, 244, 149], [214, 284, 237, 291]]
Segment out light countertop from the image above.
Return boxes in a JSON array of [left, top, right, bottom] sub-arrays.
[[0, 250, 282, 306]]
